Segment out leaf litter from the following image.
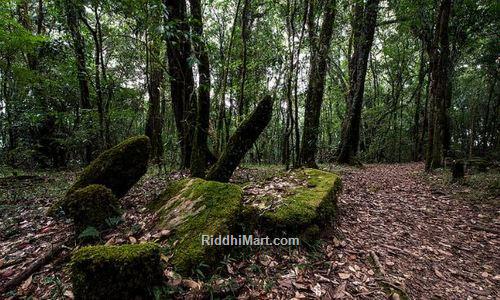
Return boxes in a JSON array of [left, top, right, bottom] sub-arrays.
[[1, 163, 498, 299]]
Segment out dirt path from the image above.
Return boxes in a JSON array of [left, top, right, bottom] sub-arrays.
[[337, 163, 498, 299]]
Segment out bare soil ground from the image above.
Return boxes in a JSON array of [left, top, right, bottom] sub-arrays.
[[0, 163, 498, 299]]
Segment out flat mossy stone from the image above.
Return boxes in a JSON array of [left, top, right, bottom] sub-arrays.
[[154, 178, 243, 275], [71, 243, 162, 300], [259, 168, 341, 232], [64, 184, 120, 234]]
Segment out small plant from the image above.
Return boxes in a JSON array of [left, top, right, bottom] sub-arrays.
[[77, 226, 100, 242], [105, 216, 123, 228]]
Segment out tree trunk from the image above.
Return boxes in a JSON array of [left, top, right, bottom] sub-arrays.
[[299, 0, 337, 167], [65, 0, 91, 111], [413, 44, 426, 161], [145, 28, 164, 163], [337, 0, 380, 165], [425, 0, 452, 171], [206, 96, 273, 182], [164, 0, 196, 169], [237, 0, 252, 118], [190, 0, 215, 177]]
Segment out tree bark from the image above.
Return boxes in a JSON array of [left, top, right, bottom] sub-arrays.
[[164, 0, 197, 169], [190, 0, 215, 177], [65, 0, 91, 111], [145, 26, 164, 163], [336, 0, 380, 165], [413, 44, 427, 161], [206, 95, 273, 182], [299, 0, 337, 168], [425, 0, 452, 171]]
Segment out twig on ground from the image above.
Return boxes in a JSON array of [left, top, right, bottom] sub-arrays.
[[0, 237, 71, 293]]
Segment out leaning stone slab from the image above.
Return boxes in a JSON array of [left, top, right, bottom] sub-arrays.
[[152, 178, 243, 275], [49, 135, 150, 215], [247, 168, 341, 238], [67, 135, 150, 198], [71, 243, 162, 300]]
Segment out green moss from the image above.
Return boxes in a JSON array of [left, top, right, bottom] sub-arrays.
[[261, 168, 341, 232], [64, 184, 120, 234], [69, 135, 150, 197], [154, 178, 243, 275], [71, 243, 162, 299], [48, 136, 150, 216]]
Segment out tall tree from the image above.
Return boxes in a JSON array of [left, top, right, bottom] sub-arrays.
[[190, 0, 214, 177], [299, 0, 337, 167], [425, 0, 452, 170], [64, 0, 91, 111], [145, 1, 165, 163], [336, 0, 380, 164], [164, 0, 197, 169]]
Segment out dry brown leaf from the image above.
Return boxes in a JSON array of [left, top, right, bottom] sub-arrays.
[[332, 281, 347, 298], [20, 275, 32, 291], [182, 279, 201, 289], [64, 290, 75, 299], [338, 272, 351, 280]]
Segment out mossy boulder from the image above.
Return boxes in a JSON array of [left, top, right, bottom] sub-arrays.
[[64, 184, 120, 233], [153, 178, 243, 275], [251, 168, 341, 236], [68, 135, 150, 197], [71, 243, 162, 300]]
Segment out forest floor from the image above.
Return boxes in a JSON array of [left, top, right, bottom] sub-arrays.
[[0, 163, 498, 299]]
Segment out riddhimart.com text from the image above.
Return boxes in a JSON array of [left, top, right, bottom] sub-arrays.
[[201, 234, 300, 246]]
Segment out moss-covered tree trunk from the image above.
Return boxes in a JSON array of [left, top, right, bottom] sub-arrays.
[[206, 96, 273, 182]]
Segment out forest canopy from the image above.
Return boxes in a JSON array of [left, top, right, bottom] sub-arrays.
[[0, 0, 498, 170]]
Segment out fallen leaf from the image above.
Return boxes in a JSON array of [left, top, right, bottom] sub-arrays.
[[311, 283, 325, 297], [64, 290, 74, 299], [332, 281, 347, 298], [182, 279, 201, 289], [129, 236, 137, 244], [338, 272, 351, 280], [20, 275, 32, 291]]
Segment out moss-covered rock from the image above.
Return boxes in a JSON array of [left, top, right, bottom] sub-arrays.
[[49, 136, 150, 215], [69, 135, 150, 197], [153, 178, 243, 275], [71, 243, 162, 300], [64, 184, 120, 233], [257, 168, 341, 234]]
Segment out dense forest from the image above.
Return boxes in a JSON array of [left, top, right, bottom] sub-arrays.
[[0, 0, 499, 299], [0, 0, 497, 170]]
